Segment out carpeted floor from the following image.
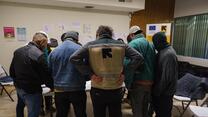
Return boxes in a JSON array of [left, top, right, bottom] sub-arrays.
[[0, 85, 206, 117]]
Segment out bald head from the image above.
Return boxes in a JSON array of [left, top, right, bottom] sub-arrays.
[[32, 33, 48, 50]]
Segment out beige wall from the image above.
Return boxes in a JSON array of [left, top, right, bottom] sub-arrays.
[[174, 0, 208, 17], [0, 2, 130, 72]]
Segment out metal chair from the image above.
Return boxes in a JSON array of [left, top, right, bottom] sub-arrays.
[[173, 95, 198, 117], [0, 65, 14, 101]]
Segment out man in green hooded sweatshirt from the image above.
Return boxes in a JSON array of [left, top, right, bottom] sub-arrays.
[[124, 25, 155, 117]]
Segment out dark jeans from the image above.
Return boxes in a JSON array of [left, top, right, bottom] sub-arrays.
[[152, 95, 173, 117], [90, 87, 123, 117], [55, 91, 87, 117], [16, 88, 42, 117], [129, 85, 151, 117]]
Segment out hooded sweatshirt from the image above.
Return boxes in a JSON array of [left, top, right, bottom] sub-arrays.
[[152, 32, 178, 96]]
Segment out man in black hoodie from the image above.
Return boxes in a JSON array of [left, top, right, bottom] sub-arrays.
[[152, 32, 178, 117]]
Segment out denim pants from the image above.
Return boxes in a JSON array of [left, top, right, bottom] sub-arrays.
[[129, 85, 151, 117], [90, 87, 123, 117], [16, 88, 42, 117], [55, 91, 87, 117]]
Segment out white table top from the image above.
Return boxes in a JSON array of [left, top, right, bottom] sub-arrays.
[[42, 81, 125, 94], [174, 95, 191, 101], [189, 105, 208, 117]]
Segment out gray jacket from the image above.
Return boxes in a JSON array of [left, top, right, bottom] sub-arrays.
[[70, 37, 144, 89], [153, 46, 178, 96]]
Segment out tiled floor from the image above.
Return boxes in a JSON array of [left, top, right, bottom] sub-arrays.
[[0, 86, 206, 117]]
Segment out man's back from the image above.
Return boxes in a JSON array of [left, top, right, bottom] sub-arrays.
[[49, 40, 85, 91], [10, 42, 44, 93], [127, 34, 155, 81], [154, 46, 178, 96]]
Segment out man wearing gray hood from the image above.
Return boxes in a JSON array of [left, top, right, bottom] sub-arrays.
[[152, 32, 178, 117]]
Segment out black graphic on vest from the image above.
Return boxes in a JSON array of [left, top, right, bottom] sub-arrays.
[[102, 48, 112, 58]]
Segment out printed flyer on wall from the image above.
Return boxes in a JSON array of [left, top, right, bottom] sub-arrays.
[[3, 27, 15, 38], [17, 27, 27, 41]]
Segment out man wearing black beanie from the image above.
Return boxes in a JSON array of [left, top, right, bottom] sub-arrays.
[[152, 32, 178, 117]]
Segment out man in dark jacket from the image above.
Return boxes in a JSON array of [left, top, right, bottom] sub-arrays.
[[70, 25, 144, 117], [152, 32, 178, 117], [10, 31, 53, 117]]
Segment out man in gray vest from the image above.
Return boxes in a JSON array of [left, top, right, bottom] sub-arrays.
[[70, 25, 144, 117]]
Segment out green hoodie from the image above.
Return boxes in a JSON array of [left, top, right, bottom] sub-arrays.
[[124, 34, 155, 88]]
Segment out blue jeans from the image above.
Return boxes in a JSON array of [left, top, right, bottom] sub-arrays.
[[16, 88, 42, 117], [130, 85, 151, 117]]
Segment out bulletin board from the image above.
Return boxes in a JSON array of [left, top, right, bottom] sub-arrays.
[[146, 23, 172, 43]]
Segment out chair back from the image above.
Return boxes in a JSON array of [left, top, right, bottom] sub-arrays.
[[0, 65, 13, 82], [0, 65, 7, 78]]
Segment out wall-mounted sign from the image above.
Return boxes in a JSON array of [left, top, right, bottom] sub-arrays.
[[146, 23, 171, 43], [3, 27, 15, 38], [17, 27, 26, 41]]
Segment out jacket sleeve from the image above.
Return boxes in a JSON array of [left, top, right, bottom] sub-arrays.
[[157, 54, 178, 96], [125, 44, 144, 71], [48, 53, 53, 74], [9, 55, 16, 79], [37, 54, 54, 89], [69, 43, 94, 77], [124, 45, 144, 88]]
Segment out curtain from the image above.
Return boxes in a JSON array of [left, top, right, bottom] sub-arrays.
[[173, 13, 208, 59]]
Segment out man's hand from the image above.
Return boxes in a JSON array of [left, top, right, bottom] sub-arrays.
[[91, 74, 103, 83], [117, 74, 125, 85]]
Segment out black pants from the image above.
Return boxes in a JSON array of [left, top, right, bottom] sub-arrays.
[[41, 96, 52, 110], [152, 95, 173, 117], [55, 91, 87, 117], [90, 87, 123, 117]]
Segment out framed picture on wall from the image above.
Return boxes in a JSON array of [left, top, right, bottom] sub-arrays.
[[3, 27, 15, 38]]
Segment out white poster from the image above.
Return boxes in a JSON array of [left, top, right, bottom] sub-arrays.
[[17, 27, 27, 41]]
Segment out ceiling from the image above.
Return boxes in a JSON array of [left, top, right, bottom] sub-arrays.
[[0, 0, 145, 12]]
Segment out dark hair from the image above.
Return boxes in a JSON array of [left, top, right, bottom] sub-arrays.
[[61, 33, 66, 42], [96, 25, 113, 38], [48, 38, 58, 47], [117, 38, 124, 43], [127, 34, 132, 43]]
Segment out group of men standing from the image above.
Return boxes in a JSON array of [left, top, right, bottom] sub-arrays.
[[126, 26, 178, 117], [9, 24, 178, 117]]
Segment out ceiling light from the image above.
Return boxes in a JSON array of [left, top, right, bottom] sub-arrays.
[[85, 6, 94, 9]]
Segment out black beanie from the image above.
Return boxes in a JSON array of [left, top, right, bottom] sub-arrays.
[[152, 32, 169, 51], [63, 31, 78, 41]]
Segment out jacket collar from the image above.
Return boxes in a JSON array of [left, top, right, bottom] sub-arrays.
[[98, 34, 112, 40], [28, 42, 40, 49], [133, 34, 145, 40]]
